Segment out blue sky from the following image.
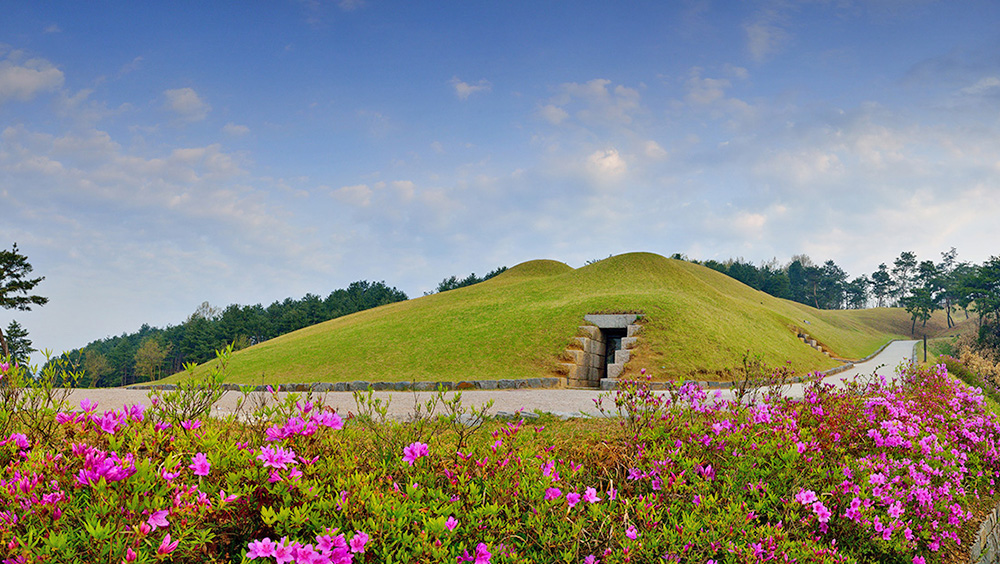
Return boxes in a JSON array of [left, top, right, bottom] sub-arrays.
[[3, 1, 1000, 363]]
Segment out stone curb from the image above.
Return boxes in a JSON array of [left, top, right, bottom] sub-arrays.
[[127, 377, 565, 393]]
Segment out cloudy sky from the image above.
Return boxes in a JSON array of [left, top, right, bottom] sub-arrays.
[[3, 1, 1000, 362]]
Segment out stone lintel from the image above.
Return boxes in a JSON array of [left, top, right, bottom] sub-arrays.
[[584, 314, 640, 329]]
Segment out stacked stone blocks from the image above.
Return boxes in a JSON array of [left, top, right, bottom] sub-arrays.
[[560, 314, 643, 388]]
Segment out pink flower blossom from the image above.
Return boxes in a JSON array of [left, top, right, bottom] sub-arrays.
[[147, 509, 169, 530], [566, 492, 581, 508], [544, 487, 562, 500], [79, 398, 97, 413], [189, 452, 211, 476], [156, 533, 179, 556], [349, 530, 369, 553], [258, 445, 298, 470], [402, 442, 429, 465], [625, 525, 639, 540], [583, 487, 601, 504], [459, 543, 492, 564], [272, 537, 295, 564], [794, 489, 818, 505], [181, 419, 202, 431], [446, 516, 459, 531], [812, 501, 832, 523]]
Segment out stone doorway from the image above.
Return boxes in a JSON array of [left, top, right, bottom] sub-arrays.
[[560, 313, 643, 388]]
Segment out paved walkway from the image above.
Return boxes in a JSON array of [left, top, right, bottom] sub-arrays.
[[62, 340, 919, 420]]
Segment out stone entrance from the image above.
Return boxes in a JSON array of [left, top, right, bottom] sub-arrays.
[[559, 313, 643, 388]]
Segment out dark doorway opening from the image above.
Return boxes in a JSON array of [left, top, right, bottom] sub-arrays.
[[602, 328, 628, 376]]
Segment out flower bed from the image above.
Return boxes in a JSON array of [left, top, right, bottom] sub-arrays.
[[1, 360, 999, 563]]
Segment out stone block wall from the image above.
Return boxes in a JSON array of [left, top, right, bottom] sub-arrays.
[[972, 505, 1000, 564], [560, 326, 606, 387], [559, 317, 643, 388]]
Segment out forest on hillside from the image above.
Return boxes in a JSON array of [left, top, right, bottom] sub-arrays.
[[687, 248, 992, 332], [44, 281, 408, 387]]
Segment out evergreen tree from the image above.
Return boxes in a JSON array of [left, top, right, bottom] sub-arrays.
[[0, 243, 48, 357], [5, 320, 35, 366]]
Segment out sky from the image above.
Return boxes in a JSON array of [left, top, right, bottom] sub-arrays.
[[3, 1, 1000, 364]]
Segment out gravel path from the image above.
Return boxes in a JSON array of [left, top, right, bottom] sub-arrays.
[[60, 340, 919, 420]]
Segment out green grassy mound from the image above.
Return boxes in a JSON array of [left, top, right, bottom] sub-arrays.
[[165, 252, 958, 385]]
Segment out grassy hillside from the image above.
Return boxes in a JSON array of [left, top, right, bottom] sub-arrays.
[[164, 252, 960, 385]]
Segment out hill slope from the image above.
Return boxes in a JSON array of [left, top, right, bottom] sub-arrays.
[[166, 253, 957, 385]]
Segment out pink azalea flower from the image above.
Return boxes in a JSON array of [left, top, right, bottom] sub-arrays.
[[317, 411, 344, 430], [189, 452, 211, 476], [349, 530, 369, 553], [402, 442, 429, 465], [180, 419, 202, 431], [273, 537, 295, 564], [812, 501, 832, 523], [566, 492, 581, 508], [157, 533, 179, 556], [79, 398, 98, 413], [544, 487, 562, 500], [583, 487, 601, 504], [147, 509, 169, 530], [98, 412, 121, 435], [625, 525, 639, 540], [445, 516, 459, 531], [123, 547, 137, 562], [794, 489, 818, 505], [474, 542, 491, 564], [258, 445, 298, 470]]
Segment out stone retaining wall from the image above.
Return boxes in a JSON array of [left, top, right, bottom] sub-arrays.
[[973, 505, 1000, 564]]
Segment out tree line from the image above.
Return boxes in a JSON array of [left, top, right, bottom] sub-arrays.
[[684, 248, 1000, 335], [49, 281, 408, 387]]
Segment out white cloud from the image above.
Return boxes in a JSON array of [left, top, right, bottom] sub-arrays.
[[0, 55, 64, 104], [753, 148, 844, 187], [551, 79, 641, 126], [745, 21, 788, 62], [119, 56, 143, 76], [643, 140, 668, 160], [223, 122, 250, 136], [685, 70, 731, 106], [586, 148, 627, 180], [333, 184, 372, 207], [164, 87, 210, 122], [539, 104, 569, 125], [450, 77, 492, 100], [958, 76, 1000, 97], [44, 24, 61, 34], [389, 180, 416, 202]]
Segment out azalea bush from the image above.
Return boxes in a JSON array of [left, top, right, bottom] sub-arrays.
[[0, 356, 999, 563]]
